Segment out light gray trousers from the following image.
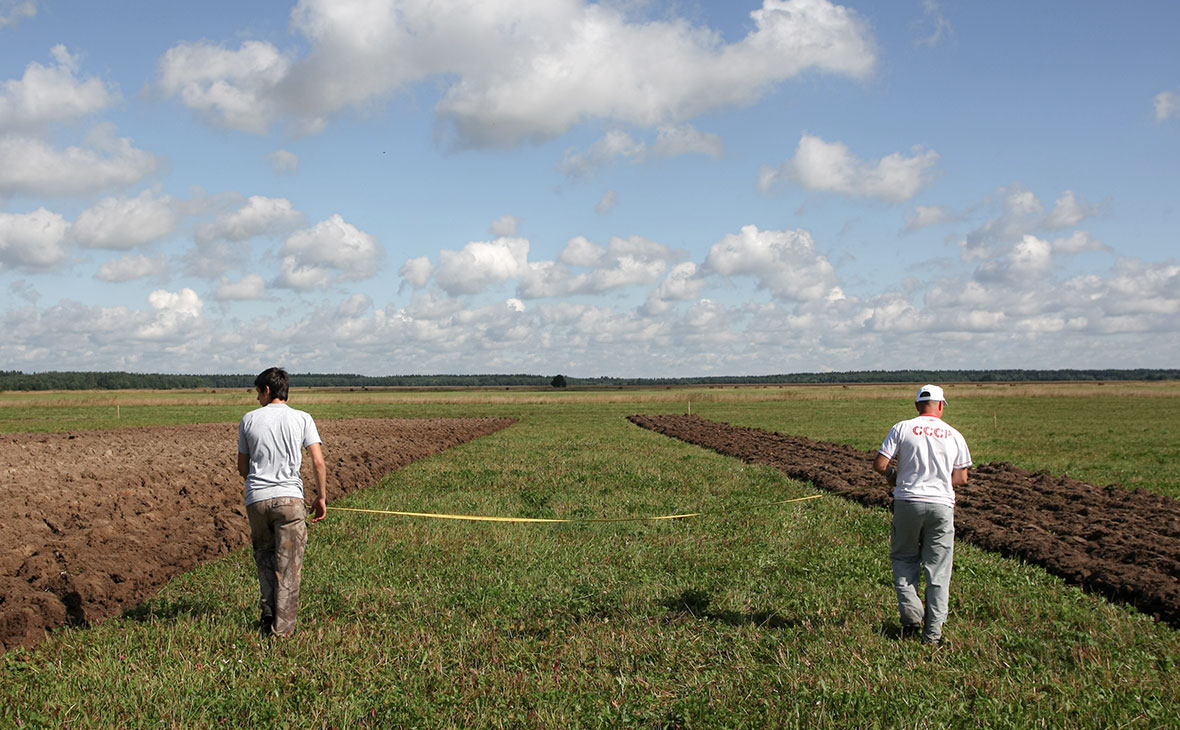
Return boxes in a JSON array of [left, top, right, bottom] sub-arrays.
[[891, 499, 955, 642]]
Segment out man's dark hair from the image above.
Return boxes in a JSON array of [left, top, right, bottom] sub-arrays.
[[254, 367, 289, 401]]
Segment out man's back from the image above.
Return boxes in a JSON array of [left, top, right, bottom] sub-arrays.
[[880, 414, 971, 506], [238, 402, 320, 505]]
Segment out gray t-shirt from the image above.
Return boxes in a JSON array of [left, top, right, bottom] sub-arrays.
[[238, 402, 322, 505]]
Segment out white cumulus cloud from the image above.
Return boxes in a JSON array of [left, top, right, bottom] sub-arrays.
[[196, 195, 305, 243], [521, 234, 679, 298], [277, 257, 335, 291], [158, 0, 876, 146], [437, 0, 876, 147], [215, 273, 267, 300], [1044, 190, 1100, 229], [559, 236, 605, 268], [406, 231, 684, 301], [0, 208, 70, 271], [655, 262, 705, 302], [399, 256, 435, 290], [0, 45, 120, 129], [559, 234, 677, 269], [961, 185, 1103, 262], [0, 125, 159, 197], [975, 234, 1053, 284], [95, 254, 168, 282], [72, 190, 178, 250], [562, 124, 724, 176], [434, 237, 530, 296], [156, 40, 292, 133], [277, 214, 384, 290], [148, 287, 202, 317], [704, 224, 840, 302], [520, 256, 668, 299], [137, 288, 204, 341], [644, 261, 706, 315], [760, 133, 940, 202]]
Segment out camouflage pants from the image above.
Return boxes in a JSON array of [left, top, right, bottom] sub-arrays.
[[247, 497, 307, 637]]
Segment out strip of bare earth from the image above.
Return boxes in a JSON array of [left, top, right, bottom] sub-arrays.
[[1, 417, 516, 653], [629, 413, 1180, 630]]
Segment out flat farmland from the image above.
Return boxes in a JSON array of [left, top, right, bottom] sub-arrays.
[[1, 418, 516, 653], [1, 383, 1178, 728]]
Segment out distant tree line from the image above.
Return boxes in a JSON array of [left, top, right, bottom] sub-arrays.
[[0, 368, 1176, 392], [568, 369, 1180, 386], [0, 371, 556, 391]]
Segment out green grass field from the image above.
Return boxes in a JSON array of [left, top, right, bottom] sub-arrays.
[[2, 383, 1179, 728]]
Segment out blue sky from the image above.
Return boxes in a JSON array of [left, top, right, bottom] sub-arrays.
[[0, 0, 1177, 377]]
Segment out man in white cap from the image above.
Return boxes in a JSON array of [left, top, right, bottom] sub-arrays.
[[873, 384, 971, 646]]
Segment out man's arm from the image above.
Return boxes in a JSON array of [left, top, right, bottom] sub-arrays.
[[307, 442, 328, 522], [951, 467, 969, 487], [237, 451, 250, 480], [872, 453, 897, 486]]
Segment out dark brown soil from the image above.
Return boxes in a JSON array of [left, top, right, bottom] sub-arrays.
[[1, 417, 515, 653], [629, 414, 1180, 629]]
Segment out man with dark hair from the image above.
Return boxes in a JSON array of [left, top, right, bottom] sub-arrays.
[[253, 366, 290, 401], [237, 367, 327, 637], [873, 384, 971, 646]]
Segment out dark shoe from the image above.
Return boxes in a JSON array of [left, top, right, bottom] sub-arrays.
[[259, 614, 274, 637], [922, 636, 946, 648], [900, 624, 921, 640]]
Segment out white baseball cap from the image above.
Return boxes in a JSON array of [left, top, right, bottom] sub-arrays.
[[915, 384, 946, 403]]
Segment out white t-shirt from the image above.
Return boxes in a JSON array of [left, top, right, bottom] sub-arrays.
[[238, 402, 322, 505], [879, 414, 972, 507]]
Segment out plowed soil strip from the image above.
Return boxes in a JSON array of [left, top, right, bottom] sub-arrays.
[[2, 417, 515, 653], [630, 414, 1180, 629]]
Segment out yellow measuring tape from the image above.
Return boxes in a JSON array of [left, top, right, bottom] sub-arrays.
[[327, 494, 822, 523]]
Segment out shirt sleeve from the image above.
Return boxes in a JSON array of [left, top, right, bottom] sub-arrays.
[[237, 417, 249, 454], [302, 414, 322, 448], [879, 423, 901, 458], [954, 432, 972, 469]]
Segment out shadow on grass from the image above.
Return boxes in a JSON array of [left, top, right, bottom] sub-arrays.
[[658, 588, 805, 630], [875, 619, 927, 642], [121, 596, 222, 623]]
